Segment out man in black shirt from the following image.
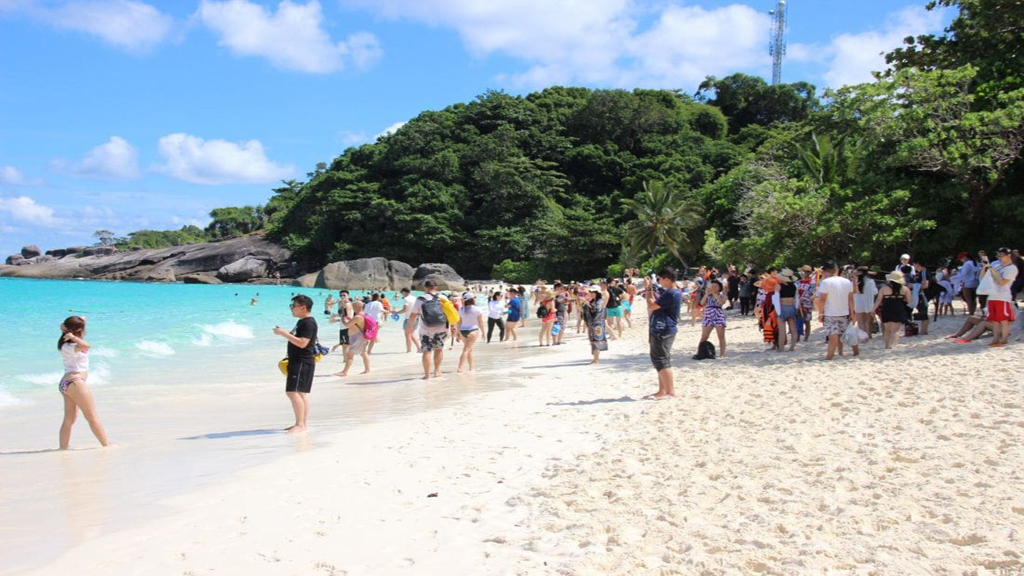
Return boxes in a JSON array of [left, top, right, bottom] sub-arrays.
[[274, 294, 317, 433]]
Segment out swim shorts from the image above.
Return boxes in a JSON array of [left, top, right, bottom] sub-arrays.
[[649, 332, 676, 371], [338, 328, 350, 346], [823, 315, 850, 338], [606, 306, 623, 318], [420, 332, 447, 353], [285, 361, 315, 394]]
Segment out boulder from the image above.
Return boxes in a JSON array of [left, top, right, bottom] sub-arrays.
[[293, 272, 319, 288], [65, 246, 89, 255], [45, 249, 67, 258], [181, 274, 222, 285], [412, 263, 466, 291], [148, 236, 291, 278], [82, 246, 117, 257], [20, 245, 41, 259], [5, 254, 24, 265], [388, 260, 416, 290], [316, 257, 391, 290], [216, 256, 268, 282]]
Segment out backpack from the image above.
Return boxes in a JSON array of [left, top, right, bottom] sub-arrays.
[[418, 294, 447, 328], [693, 340, 716, 360], [905, 322, 919, 337], [537, 304, 549, 318], [361, 313, 379, 340]]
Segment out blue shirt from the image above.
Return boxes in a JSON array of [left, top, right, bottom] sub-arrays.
[[650, 288, 682, 335], [507, 297, 522, 320]]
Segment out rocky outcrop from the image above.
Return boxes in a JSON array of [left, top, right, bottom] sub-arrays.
[[65, 246, 89, 255], [412, 263, 466, 291], [82, 246, 117, 257], [181, 274, 222, 284], [316, 258, 390, 290], [45, 249, 67, 258], [293, 272, 318, 288], [216, 256, 268, 282], [21, 245, 41, 259], [388, 260, 415, 290], [0, 235, 294, 282], [5, 254, 25, 265]]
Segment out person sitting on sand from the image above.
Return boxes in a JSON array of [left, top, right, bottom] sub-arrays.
[[273, 295, 317, 434], [456, 297, 483, 372], [953, 247, 1018, 347], [646, 267, 682, 398], [57, 316, 110, 449], [581, 286, 608, 364], [406, 280, 449, 379], [335, 300, 375, 376]]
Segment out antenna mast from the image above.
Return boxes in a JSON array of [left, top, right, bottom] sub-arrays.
[[769, 0, 787, 85]]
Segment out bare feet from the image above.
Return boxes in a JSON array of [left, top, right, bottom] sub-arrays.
[[334, 371, 348, 377], [285, 426, 307, 434], [360, 370, 370, 374], [433, 371, 443, 378]]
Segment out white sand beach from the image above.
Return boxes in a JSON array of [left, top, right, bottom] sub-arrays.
[[16, 303, 1024, 575]]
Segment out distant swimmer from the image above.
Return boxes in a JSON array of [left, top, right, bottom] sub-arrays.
[[251, 297, 259, 306], [57, 316, 109, 449]]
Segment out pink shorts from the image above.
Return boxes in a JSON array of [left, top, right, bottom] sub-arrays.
[[986, 300, 1016, 323]]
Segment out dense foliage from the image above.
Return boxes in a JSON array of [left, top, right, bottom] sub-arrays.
[[111, 0, 1022, 277]]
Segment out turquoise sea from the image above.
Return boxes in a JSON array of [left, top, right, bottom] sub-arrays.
[[0, 277, 397, 407]]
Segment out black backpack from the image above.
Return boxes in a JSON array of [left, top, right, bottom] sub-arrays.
[[693, 340, 716, 360], [418, 295, 447, 328], [537, 304, 549, 318]]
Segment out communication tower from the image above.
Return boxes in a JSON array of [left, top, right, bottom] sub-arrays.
[[769, 0, 788, 85]]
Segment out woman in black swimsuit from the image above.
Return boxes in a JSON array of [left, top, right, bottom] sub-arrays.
[[873, 271, 913, 349]]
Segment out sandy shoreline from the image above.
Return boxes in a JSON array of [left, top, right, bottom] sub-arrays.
[[17, 303, 1024, 575]]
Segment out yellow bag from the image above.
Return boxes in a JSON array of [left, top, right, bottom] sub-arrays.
[[278, 353, 323, 375], [441, 298, 460, 325]]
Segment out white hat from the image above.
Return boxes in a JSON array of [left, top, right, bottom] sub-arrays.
[[900, 254, 911, 260]]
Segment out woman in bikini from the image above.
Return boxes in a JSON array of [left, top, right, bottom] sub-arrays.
[[58, 316, 109, 449], [456, 297, 484, 372]]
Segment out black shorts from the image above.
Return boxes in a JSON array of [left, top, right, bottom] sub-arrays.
[[649, 332, 676, 371], [338, 328, 350, 345], [285, 361, 315, 394]]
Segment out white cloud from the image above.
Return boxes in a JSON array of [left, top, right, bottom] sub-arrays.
[[68, 136, 141, 180], [13, 0, 174, 52], [821, 6, 947, 88], [353, 0, 770, 88], [374, 121, 406, 139], [338, 131, 369, 146], [197, 0, 382, 73], [155, 132, 294, 185], [0, 196, 64, 227], [0, 165, 42, 186]]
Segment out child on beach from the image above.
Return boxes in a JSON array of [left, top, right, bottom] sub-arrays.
[[700, 280, 728, 358], [273, 295, 317, 433], [57, 316, 109, 449]]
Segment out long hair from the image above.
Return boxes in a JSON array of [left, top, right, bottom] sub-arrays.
[[59, 316, 86, 350]]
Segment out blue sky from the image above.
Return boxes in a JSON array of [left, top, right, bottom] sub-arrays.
[[0, 0, 950, 258]]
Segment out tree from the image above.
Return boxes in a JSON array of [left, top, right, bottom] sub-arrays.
[[93, 230, 115, 246], [794, 133, 857, 186], [620, 181, 703, 269], [696, 73, 819, 133]]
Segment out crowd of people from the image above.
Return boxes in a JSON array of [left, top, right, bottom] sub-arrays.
[[53, 247, 1020, 445]]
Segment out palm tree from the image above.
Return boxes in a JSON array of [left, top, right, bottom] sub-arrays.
[[794, 132, 855, 186], [621, 180, 703, 269]]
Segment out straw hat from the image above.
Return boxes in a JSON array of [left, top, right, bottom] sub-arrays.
[[885, 271, 906, 284], [778, 268, 796, 282]]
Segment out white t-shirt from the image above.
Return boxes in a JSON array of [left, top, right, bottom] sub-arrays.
[[460, 305, 483, 330], [364, 301, 384, 319], [411, 293, 450, 336], [818, 275, 854, 317], [987, 262, 1019, 302], [487, 299, 505, 319], [403, 295, 416, 320]]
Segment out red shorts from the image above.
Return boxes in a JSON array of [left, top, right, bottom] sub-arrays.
[[986, 300, 1017, 322]]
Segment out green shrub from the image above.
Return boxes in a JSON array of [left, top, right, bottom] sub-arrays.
[[491, 260, 546, 284]]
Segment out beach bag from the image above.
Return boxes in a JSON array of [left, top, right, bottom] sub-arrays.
[[440, 298, 461, 325], [418, 295, 447, 327], [314, 340, 330, 358], [905, 322, 919, 337], [551, 322, 561, 336], [977, 269, 996, 296], [537, 304, 549, 318], [692, 340, 716, 360], [841, 324, 869, 347]]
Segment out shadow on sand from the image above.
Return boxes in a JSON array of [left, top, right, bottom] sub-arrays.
[[179, 429, 281, 440], [547, 395, 637, 406]]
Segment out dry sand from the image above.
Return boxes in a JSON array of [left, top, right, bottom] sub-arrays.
[[22, 303, 1024, 575]]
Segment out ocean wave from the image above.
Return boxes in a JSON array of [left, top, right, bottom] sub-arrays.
[[90, 347, 119, 358], [135, 340, 176, 356], [16, 371, 64, 385], [191, 320, 255, 346], [0, 388, 25, 408]]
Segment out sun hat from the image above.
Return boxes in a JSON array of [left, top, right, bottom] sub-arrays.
[[778, 268, 796, 282], [885, 271, 906, 284], [900, 253, 911, 260]]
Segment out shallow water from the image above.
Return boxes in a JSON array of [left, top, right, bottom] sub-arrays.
[[0, 278, 556, 574]]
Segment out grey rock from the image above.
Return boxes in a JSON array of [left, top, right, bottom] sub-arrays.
[[181, 274, 223, 284], [45, 249, 67, 258], [148, 236, 291, 278], [293, 272, 319, 288], [6, 254, 25, 265], [316, 257, 391, 290], [388, 260, 416, 290], [65, 246, 89, 255], [82, 246, 117, 257], [21, 245, 41, 259], [216, 256, 269, 282], [412, 263, 466, 291]]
